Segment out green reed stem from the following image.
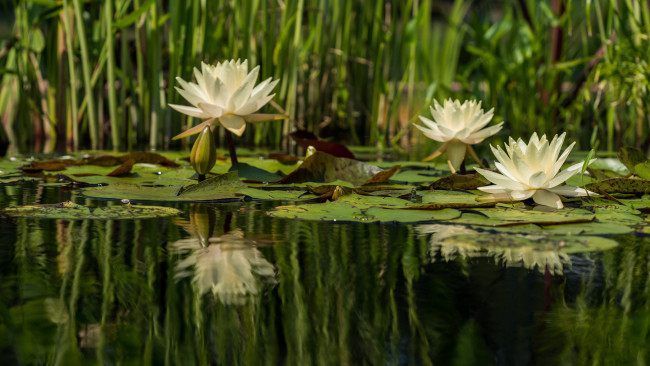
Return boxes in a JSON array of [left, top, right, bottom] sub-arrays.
[[105, 0, 120, 150], [71, 0, 98, 149]]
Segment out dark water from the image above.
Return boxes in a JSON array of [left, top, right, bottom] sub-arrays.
[[1, 181, 649, 365]]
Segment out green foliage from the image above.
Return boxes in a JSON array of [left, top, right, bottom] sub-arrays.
[[2, 1, 650, 154]]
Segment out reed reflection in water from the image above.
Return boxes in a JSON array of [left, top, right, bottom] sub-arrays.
[[0, 183, 649, 365]]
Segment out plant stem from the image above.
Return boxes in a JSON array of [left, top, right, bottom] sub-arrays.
[[226, 130, 239, 166], [71, 0, 98, 149]]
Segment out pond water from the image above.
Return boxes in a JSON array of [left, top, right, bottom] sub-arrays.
[[1, 180, 649, 365]]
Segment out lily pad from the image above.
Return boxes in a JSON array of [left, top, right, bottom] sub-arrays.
[[586, 177, 650, 194], [268, 194, 461, 223], [427, 173, 489, 190], [276, 152, 384, 185], [236, 187, 317, 201], [449, 206, 595, 226], [82, 171, 247, 202], [2, 201, 181, 220]]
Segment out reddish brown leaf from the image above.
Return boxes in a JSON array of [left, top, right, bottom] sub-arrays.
[[290, 130, 355, 159], [107, 158, 135, 177], [362, 165, 401, 185]]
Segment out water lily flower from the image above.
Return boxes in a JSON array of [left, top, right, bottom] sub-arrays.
[[416, 99, 503, 172], [170, 59, 284, 139], [475, 132, 593, 209]]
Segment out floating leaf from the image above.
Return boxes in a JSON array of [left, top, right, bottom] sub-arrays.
[[427, 173, 489, 190], [586, 177, 650, 194], [542, 222, 635, 235], [449, 206, 595, 226], [269, 194, 461, 223], [405, 190, 493, 209], [107, 158, 135, 177], [2, 201, 181, 220], [276, 151, 383, 185], [230, 163, 284, 182], [82, 172, 247, 202], [236, 187, 317, 201]]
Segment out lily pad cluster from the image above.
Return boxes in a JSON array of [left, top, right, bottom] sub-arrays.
[[7, 143, 650, 258]]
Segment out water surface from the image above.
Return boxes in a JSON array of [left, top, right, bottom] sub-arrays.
[[0, 181, 648, 365]]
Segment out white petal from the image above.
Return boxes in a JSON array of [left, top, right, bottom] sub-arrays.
[[528, 171, 547, 189], [475, 168, 528, 191], [251, 78, 278, 99], [547, 185, 592, 197], [169, 104, 211, 118], [532, 190, 563, 209], [197, 102, 224, 118], [549, 141, 576, 178], [236, 93, 275, 116], [446, 140, 467, 172], [228, 66, 260, 111], [219, 114, 247, 136], [547, 161, 584, 188], [510, 189, 536, 200], [494, 161, 520, 182], [414, 124, 448, 142], [477, 184, 508, 193], [460, 122, 503, 144]]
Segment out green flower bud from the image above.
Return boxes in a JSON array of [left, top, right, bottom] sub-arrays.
[[190, 126, 217, 176]]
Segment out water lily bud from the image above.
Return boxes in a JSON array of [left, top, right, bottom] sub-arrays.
[[190, 126, 217, 176]]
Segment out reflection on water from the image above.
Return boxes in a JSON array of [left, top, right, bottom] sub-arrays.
[[419, 224, 571, 274], [172, 205, 276, 304], [0, 183, 649, 364]]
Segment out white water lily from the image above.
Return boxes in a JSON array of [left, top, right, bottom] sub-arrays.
[[475, 132, 593, 209], [170, 59, 284, 139], [415, 99, 503, 172]]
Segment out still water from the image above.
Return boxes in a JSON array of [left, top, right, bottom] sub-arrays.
[[0, 181, 648, 365]]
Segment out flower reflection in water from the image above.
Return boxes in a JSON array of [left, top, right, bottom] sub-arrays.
[[417, 224, 571, 275], [172, 206, 276, 305]]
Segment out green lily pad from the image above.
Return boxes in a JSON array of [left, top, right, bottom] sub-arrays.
[[82, 171, 247, 202], [541, 222, 635, 235], [427, 173, 489, 190], [276, 151, 384, 185], [412, 190, 493, 209], [230, 163, 284, 182], [586, 177, 650, 194], [268, 193, 461, 223], [2, 201, 181, 220], [236, 187, 317, 201], [448, 206, 595, 226]]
